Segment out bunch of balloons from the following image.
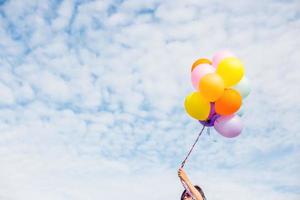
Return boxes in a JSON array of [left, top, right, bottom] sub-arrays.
[[184, 50, 251, 138]]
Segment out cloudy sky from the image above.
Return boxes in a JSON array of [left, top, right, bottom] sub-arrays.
[[0, 0, 299, 199]]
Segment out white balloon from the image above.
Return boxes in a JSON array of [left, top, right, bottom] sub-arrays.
[[233, 77, 251, 98]]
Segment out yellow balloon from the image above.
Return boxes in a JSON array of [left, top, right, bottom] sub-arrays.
[[216, 57, 245, 87], [184, 92, 210, 120]]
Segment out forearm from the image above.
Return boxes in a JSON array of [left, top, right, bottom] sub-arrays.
[[184, 179, 203, 200]]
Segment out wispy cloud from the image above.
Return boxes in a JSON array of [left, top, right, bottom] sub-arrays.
[[0, 0, 299, 199]]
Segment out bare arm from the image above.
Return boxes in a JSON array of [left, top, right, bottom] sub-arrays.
[[178, 168, 203, 200]]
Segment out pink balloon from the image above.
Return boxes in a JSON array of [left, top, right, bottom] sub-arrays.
[[212, 50, 235, 68], [214, 114, 243, 138], [191, 64, 215, 90]]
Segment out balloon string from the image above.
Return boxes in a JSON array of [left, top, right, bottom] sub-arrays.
[[179, 125, 206, 200], [181, 125, 206, 168]]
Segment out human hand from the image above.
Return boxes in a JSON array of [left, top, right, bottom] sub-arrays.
[[178, 167, 190, 182]]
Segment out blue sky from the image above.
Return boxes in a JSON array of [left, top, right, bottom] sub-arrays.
[[0, 0, 299, 199]]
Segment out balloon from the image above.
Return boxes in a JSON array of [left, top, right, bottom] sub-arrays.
[[191, 64, 215, 90], [191, 58, 212, 72], [215, 89, 242, 115], [233, 77, 251, 98], [200, 114, 220, 127], [212, 50, 235, 68], [214, 114, 243, 138], [237, 105, 245, 117], [184, 92, 210, 120], [199, 73, 224, 102], [208, 102, 216, 119], [199, 103, 220, 127], [216, 57, 245, 87]]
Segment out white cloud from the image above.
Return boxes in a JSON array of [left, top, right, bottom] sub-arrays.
[[27, 70, 72, 102], [52, 0, 73, 30], [155, 2, 198, 23], [0, 82, 15, 105]]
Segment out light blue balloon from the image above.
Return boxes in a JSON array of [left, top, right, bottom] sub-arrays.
[[233, 77, 251, 98], [237, 105, 245, 117]]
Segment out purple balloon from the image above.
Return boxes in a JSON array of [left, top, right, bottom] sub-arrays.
[[199, 103, 220, 127], [214, 115, 243, 138], [200, 114, 220, 127], [208, 102, 215, 119]]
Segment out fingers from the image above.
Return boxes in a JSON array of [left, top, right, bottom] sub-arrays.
[[178, 168, 182, 174], [178, 169, 181, 176], [178, 168, 184, 179], [178, 168, 184, 174]]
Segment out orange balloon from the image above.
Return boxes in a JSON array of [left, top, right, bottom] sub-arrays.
[[199, 73, 224, 102], [191, 58, 212, 72], [215, 89, 242, 115]]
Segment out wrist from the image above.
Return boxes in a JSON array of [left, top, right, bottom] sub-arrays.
[[184, 178, 192, 185], [182, 177, 190, 182]]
